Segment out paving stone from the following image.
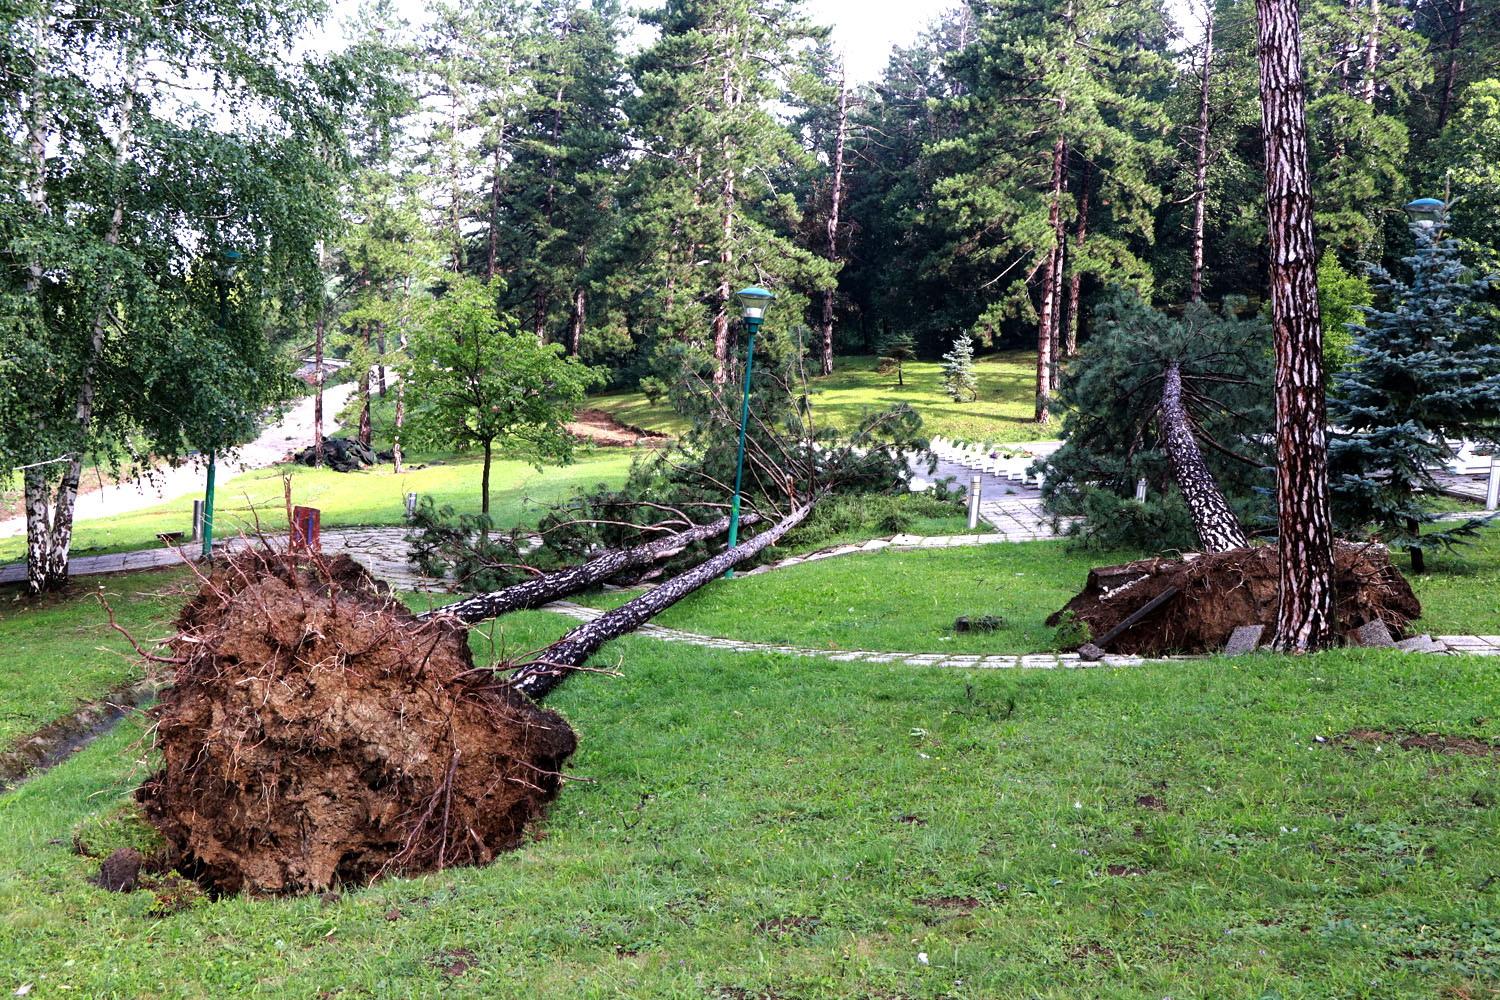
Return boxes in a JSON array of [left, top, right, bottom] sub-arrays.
[[1352, 619, 1396, 648], [1394, 635, 1444, 653], [1223, 624, 1266, 656]]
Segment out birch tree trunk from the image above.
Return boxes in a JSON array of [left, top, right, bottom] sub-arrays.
[[27, 64, 138, 594], [569, 288, 585, 357], [314, 311, 326, 467], [418, 511, 761, 625], [510, 501, 814, 701], [819, 64, 849, 378], [1256, 0, 1335, 651], [1160, 364, 1249, 552]]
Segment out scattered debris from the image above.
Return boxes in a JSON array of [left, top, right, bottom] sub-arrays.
[[953, 614, 1006, 633], [1336, 729, 1500, 757], [291, 436, 376, 472]]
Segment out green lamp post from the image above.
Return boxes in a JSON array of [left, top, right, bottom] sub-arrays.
[[725, 285, 774, 578], [202, 248, 242, 561]]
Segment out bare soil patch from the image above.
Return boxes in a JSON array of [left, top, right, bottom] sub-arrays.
[[566, 408, 669, 447], [915, 895, 981, 914], [1337, 729, 1500, 757], [138, 547, 577, 894], [1048, 543, 1420, 656]]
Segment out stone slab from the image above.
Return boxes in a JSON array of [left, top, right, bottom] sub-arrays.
[[1352, 619, 1396, 648], [1223, 625, 1266, 656]]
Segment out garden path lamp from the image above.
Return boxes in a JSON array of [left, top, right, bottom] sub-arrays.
[[202, 248, 243, 561], [725, 286, 774, 578], [1404, 197, 1446, 231]]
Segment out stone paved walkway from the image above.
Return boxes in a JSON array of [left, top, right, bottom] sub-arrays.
[[0, 526, 446, 590]]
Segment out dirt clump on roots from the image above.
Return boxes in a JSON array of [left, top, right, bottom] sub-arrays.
[[137, 548, 577, 895], [1046, 543, 1421, 656]]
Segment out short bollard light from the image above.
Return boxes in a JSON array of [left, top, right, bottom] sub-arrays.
[[967, 475, 982, 531], [405, 492, 419, 520]]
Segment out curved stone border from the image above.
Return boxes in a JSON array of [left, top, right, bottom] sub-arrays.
[[542, 601, 1500, 666], [542, 601, 1176, 669]]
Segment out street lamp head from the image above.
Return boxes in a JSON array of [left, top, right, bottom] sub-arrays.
[[1404, 197, 1446, 229], [736, 285, 775, 323], [220, 247, 243, 279]]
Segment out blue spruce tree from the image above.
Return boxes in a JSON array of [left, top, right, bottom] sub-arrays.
[[1328, 215, 1500, 572]]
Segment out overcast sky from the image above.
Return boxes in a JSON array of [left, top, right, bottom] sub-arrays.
[[317, 0, 1201, 82]]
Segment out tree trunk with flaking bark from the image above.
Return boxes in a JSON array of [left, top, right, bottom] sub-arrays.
[[1437, 0, 1466, 130], [569, 287, 585, 357], [1160, 364, 1250, 552], [376, 324, 387, 398], [314, 310, 326, 467], [1360, 0, 1380, 105], [358, 323, 373, 449], [510, 501, 815, 701], [1190, 10, 1214, 304], [1256, 0, 1335, 651], [1035, 126, 1067, 422], [418, 512, 763, 625], [820, 64, 849, 377], [1064, 162, 1090, 357]]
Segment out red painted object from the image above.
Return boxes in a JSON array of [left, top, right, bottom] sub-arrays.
[[291, 505, 321, 551]]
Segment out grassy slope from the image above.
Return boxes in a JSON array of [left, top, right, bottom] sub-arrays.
[[576, 525, 1500, 652], [592, 351, 1056, 443], [576, 541, 1134, 654], [0, 569, 193, 750], [3, 642, 1500, 997], [0, 450, 636, 564]]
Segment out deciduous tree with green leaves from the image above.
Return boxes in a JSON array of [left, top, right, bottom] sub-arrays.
[[401, 276, 602, 518]]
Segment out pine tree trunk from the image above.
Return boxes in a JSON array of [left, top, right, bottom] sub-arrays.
[[481, 439, 493, 517], [376, 324, 387, 398], [1360, 0, 1380, 105], [1437, 0, 1466, 130], [1256, 0, 1336, 652], [711, 54, 737, 387], [486, 137, 505, 282], [1064, 163, 1091, 357], [1190, 11, 1215, 303], [569, 288, 585, 357], [510, 501, 815, 701], [418, 512, 762, 625], [313, 310, 326, 467], [820, 65, 849, 378], [358, 324, 372, 449], [1160, 364, 1250, 552], [1035, 126, 1067, 423]]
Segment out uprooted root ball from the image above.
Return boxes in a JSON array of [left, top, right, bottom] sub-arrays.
[[1046, 542, 1421, 655], [138, 549, 576, 895]]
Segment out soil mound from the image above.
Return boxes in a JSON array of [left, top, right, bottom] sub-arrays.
[[138, 547, 576, 894], [1046, 543, 1420, 655]]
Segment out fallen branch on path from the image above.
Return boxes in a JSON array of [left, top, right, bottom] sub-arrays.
[[417, 511, 762, 625], [509, 500, 816, 701]]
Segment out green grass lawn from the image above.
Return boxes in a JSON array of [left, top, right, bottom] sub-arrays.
[[574, 525, 1500, 653], [0, 569, 194, 752], [592, 351, 1057, 444], [0, 450, 636, 565], [4, 638, 1500, 996], [575, 541, 1132, 654]]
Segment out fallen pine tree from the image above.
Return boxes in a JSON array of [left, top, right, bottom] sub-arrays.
[[509, 499, 816, 700], [418, 510, 760, 625]]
